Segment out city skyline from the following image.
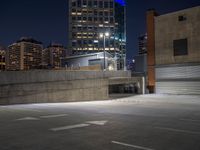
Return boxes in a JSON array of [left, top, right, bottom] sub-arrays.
[[0, 0, 199, 59]]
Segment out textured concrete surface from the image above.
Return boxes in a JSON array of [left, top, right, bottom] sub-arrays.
[[154, 6, 200, 95], [0, 94, 200, 150], [0, 78, 108, 105], [0, 71, 144, 105], [0, 70, 131, 85], [155, 6, 200, 65], [0, 71, 130, 105]]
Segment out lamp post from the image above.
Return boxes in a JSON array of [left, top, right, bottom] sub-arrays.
[[99, 32, 110, 71]]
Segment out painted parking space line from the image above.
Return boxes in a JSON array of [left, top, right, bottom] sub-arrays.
[[50, 124, 90, 131], [16, 117, 40, 121], [111, 141, 155, 150], [15, 114, 69, 121], [155, 127, 200, 135], [86, 120, 108, 125], [40, 114, 68, 119]]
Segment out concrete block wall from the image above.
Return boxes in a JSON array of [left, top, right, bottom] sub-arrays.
[[155, 6, 200, 65]]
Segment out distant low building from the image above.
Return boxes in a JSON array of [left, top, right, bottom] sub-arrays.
[[132, 33, 148, 74], [0, 46, 6, 71], [133, 54, 147, 74], [7, 37, 43, 70], [63, 52, 116, 71], [42, 43, 66, 69]]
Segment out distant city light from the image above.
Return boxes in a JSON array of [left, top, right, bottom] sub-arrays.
[[105, 32, 110, 37], [99, 33, 104, 38]]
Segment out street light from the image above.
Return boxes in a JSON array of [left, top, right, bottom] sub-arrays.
[[99, 32, 110, 71]]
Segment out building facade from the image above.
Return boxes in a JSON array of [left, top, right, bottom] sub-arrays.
[[147, 6, 200, 94], [132, 33, 148, 74], [42, 43, 66, 69], [68, 0, 126, 70], [64, 52, 116, 71], [0, 46, 6, 71], [138, 33, 147, 55], [7, 37, 43, 71]]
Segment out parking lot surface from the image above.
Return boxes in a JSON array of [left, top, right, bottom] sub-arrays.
[[0, 94, 200, 150]]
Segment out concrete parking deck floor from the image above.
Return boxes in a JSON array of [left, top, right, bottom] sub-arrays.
[[0, 94, 200, 150]]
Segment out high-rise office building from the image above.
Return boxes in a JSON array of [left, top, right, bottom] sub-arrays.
[[68, 0, 126, 69], [0, 46, 6, 71], [132, 34, 147, 76], [42, 43, 66, 69], [138, 33, 147, 55], [7, 37, 43, 71]]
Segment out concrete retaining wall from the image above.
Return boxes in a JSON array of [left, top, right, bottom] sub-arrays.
[[0, 70, 130, 105], [0, 70, 131, 85]]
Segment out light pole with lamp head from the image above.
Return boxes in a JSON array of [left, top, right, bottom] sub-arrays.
[[99, 32, 110, 71]]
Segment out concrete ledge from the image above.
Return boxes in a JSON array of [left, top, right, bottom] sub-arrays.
[[0, 70, 131, 85]]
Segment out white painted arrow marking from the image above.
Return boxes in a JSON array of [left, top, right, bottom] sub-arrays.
[[50, 120, 108, 132], [50, 124, 90, 131], [86, 120, 108, 126], [16, 117, 39, 121]]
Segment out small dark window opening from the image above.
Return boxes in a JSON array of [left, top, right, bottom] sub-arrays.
[[178, 15, 187, 21], [173, 38, 188, 56]]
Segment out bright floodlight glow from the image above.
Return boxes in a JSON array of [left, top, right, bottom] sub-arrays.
[[105, 32, 110, 37], [99, 33, 104, 38]]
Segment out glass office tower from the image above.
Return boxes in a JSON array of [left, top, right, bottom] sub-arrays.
[[68, 0, 126, 70]]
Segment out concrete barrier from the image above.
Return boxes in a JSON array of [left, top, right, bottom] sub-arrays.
[[0, 70, 131, 105], [0, 70, 131, 85]]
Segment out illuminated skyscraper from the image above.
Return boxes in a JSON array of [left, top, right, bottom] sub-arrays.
[[7, 37, 43, 71], [68, 0, 126, 69], [138, 33, 147, 55], [0, 45, 6, 71], [42, 43, 66, 69]]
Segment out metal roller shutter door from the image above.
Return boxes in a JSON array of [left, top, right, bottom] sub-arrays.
[[156, 65, 200, 80], [156, 81, 200, 95], [155, 64, 200, 95]]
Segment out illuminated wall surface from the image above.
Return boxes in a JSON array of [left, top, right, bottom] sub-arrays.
[[68, 0, 126, 69], [154, 6, 200, 95]]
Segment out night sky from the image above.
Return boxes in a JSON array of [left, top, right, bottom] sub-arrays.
[[0, 0, 199, 59]]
